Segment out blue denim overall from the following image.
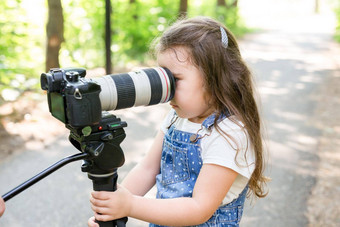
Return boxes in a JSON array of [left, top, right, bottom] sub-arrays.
[[149, 113, 248, 227]]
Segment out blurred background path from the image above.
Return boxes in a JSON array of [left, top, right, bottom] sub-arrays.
[[239, 0, 339, 226], [1, 0, 339, 226]]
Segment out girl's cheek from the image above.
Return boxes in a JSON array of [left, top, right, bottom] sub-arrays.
[[174, 82, 180, 94], [175, 80, 180, 87]]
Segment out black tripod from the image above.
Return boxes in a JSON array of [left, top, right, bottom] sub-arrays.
[[2, 112, 128, 227]]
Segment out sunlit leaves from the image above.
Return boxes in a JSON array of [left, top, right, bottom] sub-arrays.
[[0, 0, 248, 101], [0, 0, 44, 100], [335, 2, 340, 42]]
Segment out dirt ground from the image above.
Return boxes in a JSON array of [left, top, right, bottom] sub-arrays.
[[0, 72, 339, 226], [307, 71, 340, 226], [0, 92, 67, 161]]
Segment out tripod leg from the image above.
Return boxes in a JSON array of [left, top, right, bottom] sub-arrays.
[[90, 171, 127, 227]]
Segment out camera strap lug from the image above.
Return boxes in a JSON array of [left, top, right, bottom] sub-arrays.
[[74, 88, 82, 99]]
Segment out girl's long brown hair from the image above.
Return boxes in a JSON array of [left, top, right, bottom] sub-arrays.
[[153, 16, 268, 198]]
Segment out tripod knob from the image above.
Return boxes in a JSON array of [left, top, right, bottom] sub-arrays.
[[81, 160, 93, 172], [101, 132, 114, 141], [86, 142, 105, 157]]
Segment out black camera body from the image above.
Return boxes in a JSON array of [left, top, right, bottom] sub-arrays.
[[41, 68, 102, 128]]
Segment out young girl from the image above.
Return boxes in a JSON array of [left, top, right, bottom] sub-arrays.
[[88, 16, 267, 227]]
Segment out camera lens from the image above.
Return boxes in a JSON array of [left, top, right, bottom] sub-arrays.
[[93, 67, 175, 111]]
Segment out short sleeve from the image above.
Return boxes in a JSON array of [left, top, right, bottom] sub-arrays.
[[201, 119, 255, 179]]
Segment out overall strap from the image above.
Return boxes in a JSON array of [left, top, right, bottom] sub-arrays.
[[202, 109, 231, 129]]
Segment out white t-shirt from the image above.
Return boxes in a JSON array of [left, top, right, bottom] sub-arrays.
[[161, 110, 255, 204]]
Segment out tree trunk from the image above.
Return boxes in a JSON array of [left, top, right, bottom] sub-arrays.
[[232, 0, 238, 7], [105, 0, 112, 74], [217, 0, 226, 7], [129, 0, 138, 20], [218, 0, 238, 8], [315, 0, 319, 13], [46, 0, 64, 72], [179, 0, 188, 18]]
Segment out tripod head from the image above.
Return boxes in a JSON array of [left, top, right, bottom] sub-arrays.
[[68, 111, 127, 176], [68, 111, 128, 227]]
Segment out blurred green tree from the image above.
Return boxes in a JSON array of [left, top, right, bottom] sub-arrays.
[[335, 2, 340, 42], [0, 0, 44, 101], [0, 0, 248, 102]]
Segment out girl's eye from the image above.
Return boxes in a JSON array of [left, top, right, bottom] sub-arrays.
[[173, 73, 181, 82]]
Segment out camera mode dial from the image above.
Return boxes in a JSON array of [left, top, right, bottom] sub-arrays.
[[65, 71, 79, 82]]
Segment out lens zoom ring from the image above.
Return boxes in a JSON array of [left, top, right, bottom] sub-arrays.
[[110, 74, 136, 110]]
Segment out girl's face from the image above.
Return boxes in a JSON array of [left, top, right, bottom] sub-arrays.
[[157, 46, 214, 123]]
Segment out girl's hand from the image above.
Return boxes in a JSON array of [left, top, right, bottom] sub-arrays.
[[87, 216, 99, 227], [90, 184, 133, 222]]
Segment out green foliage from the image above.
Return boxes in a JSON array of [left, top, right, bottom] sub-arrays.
[[61, 0, 106, 68], [111, 0, 177, 66], [61, 0, 178, 68], [0, 0, 44, 101], [0, 0, 249, 101], [61, 0, 247, 69], [188, 0, 249, 37], [335, 2, 340, 42]]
